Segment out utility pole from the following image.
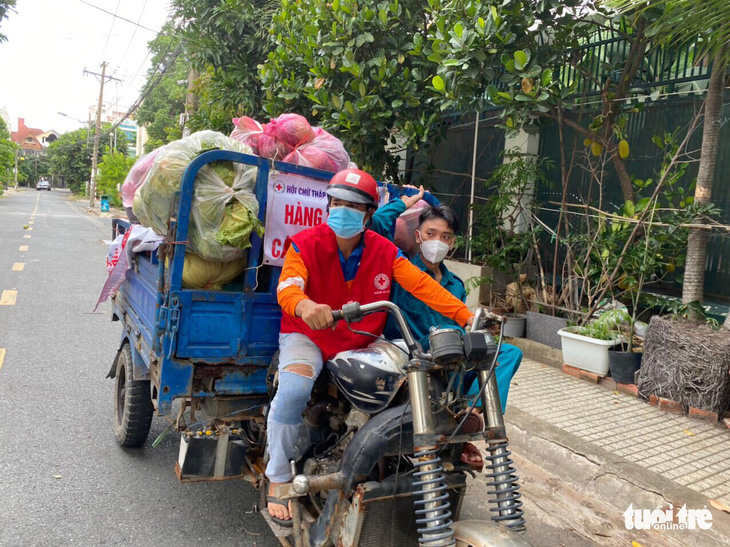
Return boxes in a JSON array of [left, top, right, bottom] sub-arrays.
[[84, 62, 121, 207], [13, 149, 18, 190]]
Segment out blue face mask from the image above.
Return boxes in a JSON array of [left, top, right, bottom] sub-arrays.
[[327, 206, 366, 239]]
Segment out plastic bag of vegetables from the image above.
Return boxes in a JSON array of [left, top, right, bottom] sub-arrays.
[[165, 251, 248, 290], [132, 131, 264, 262]]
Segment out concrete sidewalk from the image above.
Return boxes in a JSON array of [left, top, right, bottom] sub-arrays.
[[503, 354, 730, 545]]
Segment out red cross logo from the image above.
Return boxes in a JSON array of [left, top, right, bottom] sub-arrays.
[[274, 182, 284, 193], [374, 273, 390, 291]]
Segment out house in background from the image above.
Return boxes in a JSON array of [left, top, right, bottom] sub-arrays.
[[37, 129, 60, 146], [103, 111, 141, 158], [11, 118, 60, 150]]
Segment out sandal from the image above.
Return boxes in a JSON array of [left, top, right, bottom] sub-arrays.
[[266, 495, 294, 528], [460, 441, 484, 470]]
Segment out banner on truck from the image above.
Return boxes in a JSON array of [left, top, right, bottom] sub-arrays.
[[263, 173, 328, 266], [263, 173, 389, 267]]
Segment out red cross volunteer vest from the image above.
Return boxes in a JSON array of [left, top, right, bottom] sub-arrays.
[[280, 223, 398, 359]]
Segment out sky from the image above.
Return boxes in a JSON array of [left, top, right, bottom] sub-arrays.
[[0, 0, 172, 134]]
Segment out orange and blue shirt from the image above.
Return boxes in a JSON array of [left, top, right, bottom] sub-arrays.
[[277, 229, 472, 328]]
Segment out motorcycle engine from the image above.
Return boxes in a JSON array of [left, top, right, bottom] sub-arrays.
[[302, 408, 370, 507]]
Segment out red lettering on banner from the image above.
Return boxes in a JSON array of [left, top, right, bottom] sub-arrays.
[[284, 203, 325, 228], [285, 204, 295, 225], [272, 238, 283, 259]]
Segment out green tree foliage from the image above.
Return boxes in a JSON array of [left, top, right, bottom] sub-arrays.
[[48, 124, 128, 194], [0, 1, 16, 43], [171, 0, 279, 133], [98, 151, 135, 207], [17, 150, 52, 187], [261, 0, 443, 179], [259, 0, 552, 180], [0, 117, 18, 191], [48, 129, 92, 194], [135, 26, 186, 152]]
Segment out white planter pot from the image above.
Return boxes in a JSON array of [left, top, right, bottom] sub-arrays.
[[558, 326, 622, 376]]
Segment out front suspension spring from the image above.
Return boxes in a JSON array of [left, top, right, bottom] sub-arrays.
[[412, 447, 455, 546], [483, 441, 526, 531]]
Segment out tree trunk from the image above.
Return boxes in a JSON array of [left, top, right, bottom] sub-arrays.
[[610, 145, 636, 203], [682, 49, 727, 307]]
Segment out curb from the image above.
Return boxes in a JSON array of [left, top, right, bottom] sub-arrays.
[[511, 338, 727, 426], [508, 337, 563, 369], [505, 406, 730, 545]]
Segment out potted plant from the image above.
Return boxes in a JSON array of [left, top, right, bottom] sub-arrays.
[[558, 312, 625, 376], [604, 309, 644, 384]]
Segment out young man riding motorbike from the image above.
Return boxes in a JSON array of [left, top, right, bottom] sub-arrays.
[[267, 169, 474, 526], [370, 193, 523, 466]]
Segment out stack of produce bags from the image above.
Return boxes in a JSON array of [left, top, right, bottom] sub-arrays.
[[129, 131, 264, 289], [230, 113, 350, 172]]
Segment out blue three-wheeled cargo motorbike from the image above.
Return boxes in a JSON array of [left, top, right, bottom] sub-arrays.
[[108, 151, 530, 546]]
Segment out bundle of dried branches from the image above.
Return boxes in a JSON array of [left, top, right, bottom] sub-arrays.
[[638, 316, 730, 413]]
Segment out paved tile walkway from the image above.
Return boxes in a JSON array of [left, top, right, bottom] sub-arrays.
[[508, 358, 730, 505]]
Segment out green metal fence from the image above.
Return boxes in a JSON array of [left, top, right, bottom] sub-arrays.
[[406, 111, 506, 238], [537, 94, 730, 302], [560, 34, 711, 99]]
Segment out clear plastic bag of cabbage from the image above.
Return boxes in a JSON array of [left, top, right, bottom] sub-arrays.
[[132, 131, 264, 262]]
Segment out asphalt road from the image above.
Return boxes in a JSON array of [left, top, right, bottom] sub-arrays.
[[0, 189, 277, 547]]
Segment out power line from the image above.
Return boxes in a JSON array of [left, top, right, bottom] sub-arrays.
[[78, 0, 162, 34], [118, 0, 149, 68], [114, 14, 179, 111], [98, 0, 121, 64], [99, 43, 183, 142]]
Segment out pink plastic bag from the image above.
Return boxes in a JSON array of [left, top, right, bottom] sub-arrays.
[[257, 131, 293, 160], [121, 150, 159, 208], [394, 200, 430, 257], [281, 127, 350, 172], [230, 116, 264, 153], [283, 145, 337, 172], [267, 113, 315, 149]]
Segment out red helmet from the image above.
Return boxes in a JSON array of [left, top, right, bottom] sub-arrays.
[[327, 169, 379, 208]]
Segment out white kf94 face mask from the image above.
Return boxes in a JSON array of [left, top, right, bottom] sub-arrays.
[[419, 237, 450, 263]]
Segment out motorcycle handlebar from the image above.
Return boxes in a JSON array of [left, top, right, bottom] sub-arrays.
[[332, 302, 504, 352], [331, 301, 419, 351]]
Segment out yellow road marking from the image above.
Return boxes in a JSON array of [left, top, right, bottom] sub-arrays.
[[18, 246, 28, 251], [28, 221, 34, 225], [12, 263, 25, 271], [0, 349, 5, 372], [0, 290, 18, 306], [26, 227, 32, 231], [23, 235, 31, 239]]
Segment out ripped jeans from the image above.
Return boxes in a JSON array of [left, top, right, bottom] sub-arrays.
[[265, 332, 324, 483]]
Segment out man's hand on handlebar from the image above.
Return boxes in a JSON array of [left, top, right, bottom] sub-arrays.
[[466, 316, 474, 328], [295, 299, 335, 330]]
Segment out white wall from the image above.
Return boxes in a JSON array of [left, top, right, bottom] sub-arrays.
[[444, 259, 486, 311]]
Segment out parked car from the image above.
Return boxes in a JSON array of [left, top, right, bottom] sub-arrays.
[[36, 180, 51, 191]]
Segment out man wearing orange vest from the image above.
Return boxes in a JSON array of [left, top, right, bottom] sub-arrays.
[[267, 169, 474, 525]]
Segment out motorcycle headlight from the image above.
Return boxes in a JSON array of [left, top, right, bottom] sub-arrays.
[[429, 328, 465, 365]]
